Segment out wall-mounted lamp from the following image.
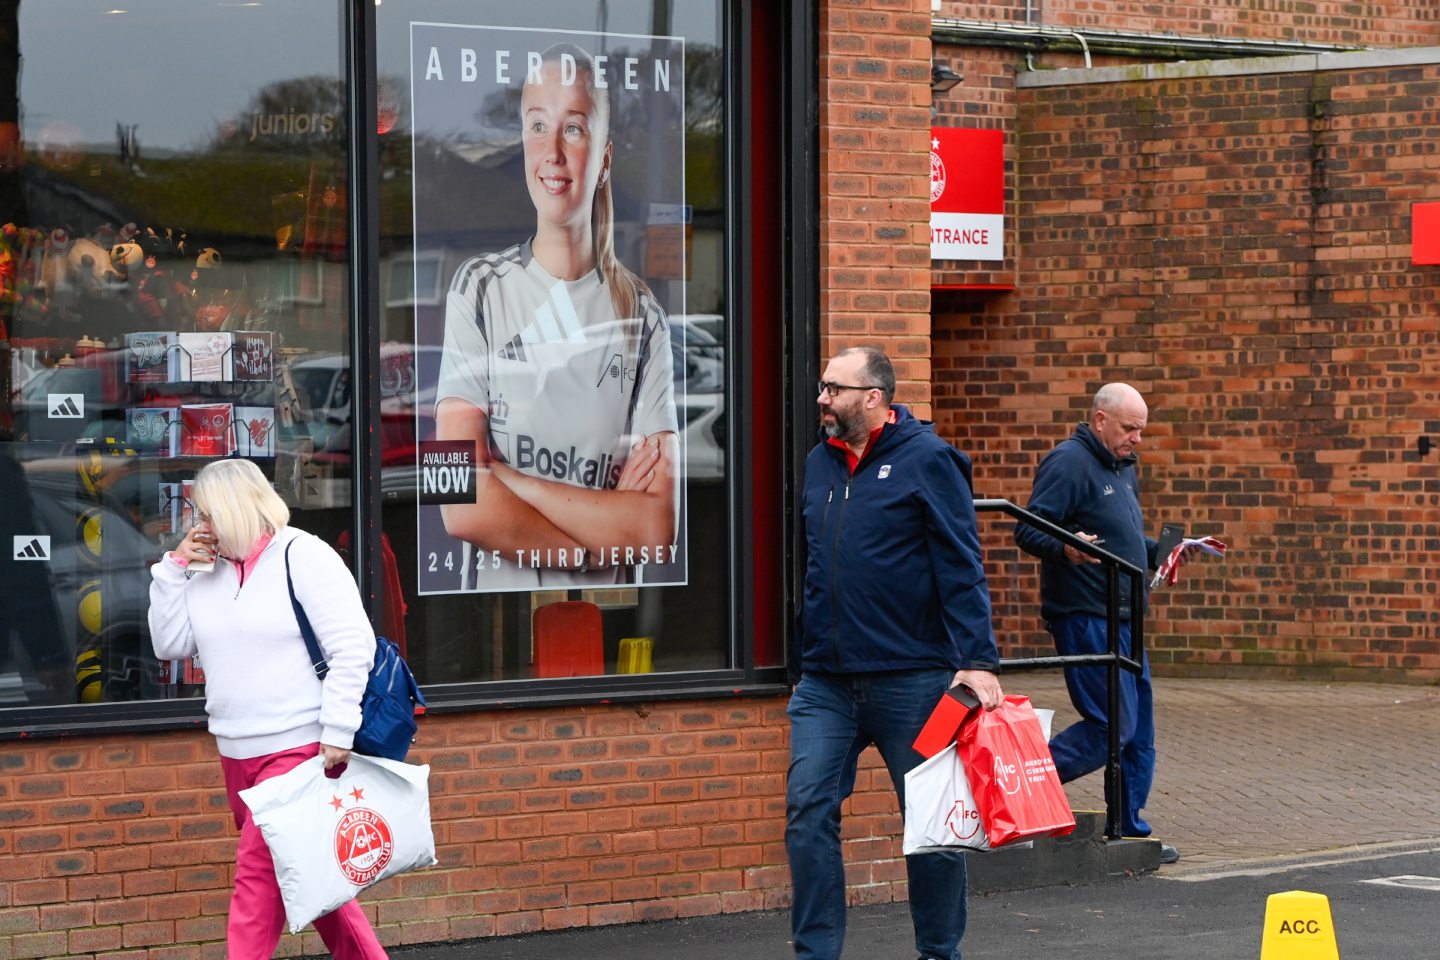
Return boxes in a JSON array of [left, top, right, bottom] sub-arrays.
[[931, 61, 963, 95]]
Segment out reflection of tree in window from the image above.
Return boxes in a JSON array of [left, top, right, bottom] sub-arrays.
[[206, 76, 346, 155]]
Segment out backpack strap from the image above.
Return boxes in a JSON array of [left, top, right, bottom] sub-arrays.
[[284, 539, 329, 680]]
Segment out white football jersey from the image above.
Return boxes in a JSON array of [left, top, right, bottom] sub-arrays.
[[437, 240, 677, 590]]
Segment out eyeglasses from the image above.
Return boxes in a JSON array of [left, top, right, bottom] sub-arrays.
[[817, 380, 881, 398]]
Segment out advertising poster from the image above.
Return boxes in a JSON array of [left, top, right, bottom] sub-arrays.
[[410, 22, 687, 595]]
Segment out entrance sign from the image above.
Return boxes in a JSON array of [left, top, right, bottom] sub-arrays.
[[930, 127, 1004, 262]]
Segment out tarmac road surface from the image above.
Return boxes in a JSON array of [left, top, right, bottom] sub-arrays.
[[387, 841, 1440, 960]]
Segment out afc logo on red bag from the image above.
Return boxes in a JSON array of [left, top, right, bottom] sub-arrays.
[[335, 807, 395, 885], [994, 755, 1022, 795], [945, 800, 981, 841]]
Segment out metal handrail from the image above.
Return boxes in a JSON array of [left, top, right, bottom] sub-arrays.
[[974, 498, 1146, 840]]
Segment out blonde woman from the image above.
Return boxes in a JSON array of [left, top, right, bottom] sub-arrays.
[[148, 459, 386, 959], [435, 41, 679, 590]]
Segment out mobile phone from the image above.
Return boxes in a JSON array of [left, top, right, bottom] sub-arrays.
[[1155, 523, 1185, 560], [1150, 523, 1186, 587]]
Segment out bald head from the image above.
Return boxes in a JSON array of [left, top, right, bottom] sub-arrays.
[[1089, 382, 1148, 460], [1091, 382, 1144, 420]]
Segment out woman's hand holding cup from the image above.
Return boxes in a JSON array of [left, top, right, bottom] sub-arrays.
[[173, 520, 217, 571]]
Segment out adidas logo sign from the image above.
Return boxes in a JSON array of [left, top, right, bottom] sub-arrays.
[[48, 393, 83, 418], [13, 535, 51, 560]]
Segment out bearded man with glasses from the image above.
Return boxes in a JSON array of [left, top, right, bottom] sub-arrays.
[[786, 346, 1003, 960]]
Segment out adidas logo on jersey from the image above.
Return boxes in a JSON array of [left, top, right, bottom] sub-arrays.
[[499, 333, 528, 362], [494, 280, 587, 362]]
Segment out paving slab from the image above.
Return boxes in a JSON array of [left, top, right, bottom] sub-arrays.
[[1011, 674, 1440, 872]]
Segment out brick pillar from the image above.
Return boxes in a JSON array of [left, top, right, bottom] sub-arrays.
[[820, 0, 935, 412]]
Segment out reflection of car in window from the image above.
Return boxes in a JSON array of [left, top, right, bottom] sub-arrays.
[[669, 315, 726, 481], [292, 325, 728, 494], [15, 457, 162, 704], [290, 345, 443, 472]]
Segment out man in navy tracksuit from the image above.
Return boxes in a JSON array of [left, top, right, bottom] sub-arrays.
[[787, 346, 1003, 960], [1012, 382, 1178, 863]]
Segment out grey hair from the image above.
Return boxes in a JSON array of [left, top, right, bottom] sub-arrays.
[[838, 346, 896, 405]]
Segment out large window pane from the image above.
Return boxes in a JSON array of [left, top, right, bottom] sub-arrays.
[[0, 1, 350, 708], [375, 1, 729, 683]]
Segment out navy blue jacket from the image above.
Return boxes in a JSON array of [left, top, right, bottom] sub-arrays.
[[795, 405, 999, 677], [1013, 423, 1158, 622]]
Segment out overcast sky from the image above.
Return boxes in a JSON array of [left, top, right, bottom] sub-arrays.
[[17, 0, 718, 153]]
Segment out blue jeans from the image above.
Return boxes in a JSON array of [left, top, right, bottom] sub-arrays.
[[786, 669, 967, 960], [1046, 616, 1156, 835]]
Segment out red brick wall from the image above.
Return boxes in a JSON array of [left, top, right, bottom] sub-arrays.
[[822, 0, 935, 410], [934, 0, 1440, 48], [1, 700, 819, 957], [935, 55, 1440, 682]]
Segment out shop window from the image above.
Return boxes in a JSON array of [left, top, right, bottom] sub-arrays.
[[0, 2, 354, 711], [0, 0, 784, 727]]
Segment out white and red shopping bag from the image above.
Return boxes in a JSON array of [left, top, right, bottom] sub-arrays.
[[240, 752, 437, 933], [903, 700, 1063, 854]]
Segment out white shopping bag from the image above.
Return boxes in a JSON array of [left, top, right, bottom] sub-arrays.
[[240, 753, 438, 933], [903, 709, 1052, 855]]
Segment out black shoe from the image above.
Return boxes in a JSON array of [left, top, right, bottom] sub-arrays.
[[1160, 844, 1180, 864]]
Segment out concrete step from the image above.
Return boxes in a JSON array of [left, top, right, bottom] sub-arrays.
[[964, 811, 1161, 894]]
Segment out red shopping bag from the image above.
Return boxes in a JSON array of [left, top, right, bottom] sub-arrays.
[[956, 695, 1075, 847]]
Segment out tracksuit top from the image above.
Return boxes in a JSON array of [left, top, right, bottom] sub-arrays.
[[795, 405, 999, 677], [1013, 422, 1158, 623], [148, 526, 375, 759]]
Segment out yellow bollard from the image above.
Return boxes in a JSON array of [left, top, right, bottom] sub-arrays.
[[1260, 890, 1339, 960]]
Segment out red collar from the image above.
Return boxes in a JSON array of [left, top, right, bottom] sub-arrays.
[[827, 409, 897, 475]]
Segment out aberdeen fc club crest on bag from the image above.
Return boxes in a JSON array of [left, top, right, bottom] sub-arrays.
[[241, 754, 437, 934], [333, 789, 394, 885]]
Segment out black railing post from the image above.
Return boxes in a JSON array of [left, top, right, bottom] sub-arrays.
[[972, 499, 1146, 841], [1104, 562, 1123, 839]]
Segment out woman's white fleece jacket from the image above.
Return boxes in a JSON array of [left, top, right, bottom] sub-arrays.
[[148, 525, 375, 759]]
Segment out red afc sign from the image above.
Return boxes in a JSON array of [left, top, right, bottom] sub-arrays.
[[930, 128, 1004, 262], [1413, 201, 1440, 265]]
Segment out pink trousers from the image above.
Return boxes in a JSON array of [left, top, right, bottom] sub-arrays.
[[220, 743, 388, 960]]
